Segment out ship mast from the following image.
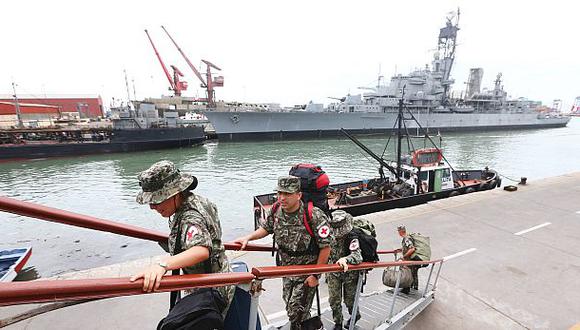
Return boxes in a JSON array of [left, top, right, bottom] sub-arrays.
[[11, 82, 23, 128], [437, 9, 460, 105]]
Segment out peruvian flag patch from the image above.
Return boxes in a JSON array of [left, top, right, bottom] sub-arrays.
[[349, 239, 360, 251], [317, 225, 330, 238]]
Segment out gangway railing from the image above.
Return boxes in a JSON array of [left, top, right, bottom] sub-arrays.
[[0, 196, 272, 252], [1, 195, 444, 329], [0, 272, 254, 306], [0, 259, 443, 329]]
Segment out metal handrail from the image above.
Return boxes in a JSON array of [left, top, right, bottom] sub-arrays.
[[251, 259, 444, 279], [0, 196, 273, 252], [0, 196, 167, 243], [0, 258, 443, 307], [0, 272, 255, 306]]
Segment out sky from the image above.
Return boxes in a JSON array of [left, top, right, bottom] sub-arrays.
[[2, 0, 579, 111]]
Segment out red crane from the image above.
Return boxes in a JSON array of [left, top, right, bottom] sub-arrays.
[[144, 29, 188, 97], [161, 26, 223, 108]]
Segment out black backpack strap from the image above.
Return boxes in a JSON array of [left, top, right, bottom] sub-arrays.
[[270, 202, 280, 257], [169, 268, 181, 310]]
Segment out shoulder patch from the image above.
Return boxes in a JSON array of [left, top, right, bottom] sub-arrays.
[[317, 225, 330, 238], [349, 238, 359, 251], [185, 225, 199, 243]]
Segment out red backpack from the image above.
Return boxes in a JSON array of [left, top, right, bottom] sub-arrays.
[[288, 163, 330, 215]]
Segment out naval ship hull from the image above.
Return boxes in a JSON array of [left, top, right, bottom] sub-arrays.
[[203, 111, 570, 141], [0, 126, 205, 161]]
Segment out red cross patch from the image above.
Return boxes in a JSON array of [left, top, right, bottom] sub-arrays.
[[349, 239, 360, 251], [317, 225, 330, 238], [186, 226, 199, 242]]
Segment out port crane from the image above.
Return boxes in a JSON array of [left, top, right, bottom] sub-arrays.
[[161, 26, 223, 108], [144, 29, 188, 97]]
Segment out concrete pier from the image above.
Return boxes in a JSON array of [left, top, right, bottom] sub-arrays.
[[2, 172, 580, 329]]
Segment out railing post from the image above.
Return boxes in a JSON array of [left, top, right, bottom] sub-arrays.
[[348, 271, 365, 330], [432, 261, 444, 291], [248, 279, 263, 330], [387, 266, 402, 321], [422, 263, 435, 297]]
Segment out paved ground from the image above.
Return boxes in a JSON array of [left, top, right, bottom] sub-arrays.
[[2, 172, 580, 329]]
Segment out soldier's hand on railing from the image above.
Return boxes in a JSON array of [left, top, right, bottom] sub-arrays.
[[304, 275, 319, 287], [232, 236, 250, 250], [130, 264, 167, 292], [337, 258, 349, 272]]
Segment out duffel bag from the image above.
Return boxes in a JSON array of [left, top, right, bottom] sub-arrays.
[[382, 266, 413, 288]]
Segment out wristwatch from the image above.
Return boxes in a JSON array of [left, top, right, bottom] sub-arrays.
[[158, 261, 169, 271]]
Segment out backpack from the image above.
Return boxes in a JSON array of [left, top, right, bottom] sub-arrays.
[[409, 233, 431, 261], [289, 163, 330, 215], [157, 288, 226, 330], [345, 218, 379, 263]]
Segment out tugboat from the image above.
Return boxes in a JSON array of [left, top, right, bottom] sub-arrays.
[[253, 93, 500, 226]]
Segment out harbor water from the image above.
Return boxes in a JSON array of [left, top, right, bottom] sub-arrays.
[[1, 118, 579, 278]]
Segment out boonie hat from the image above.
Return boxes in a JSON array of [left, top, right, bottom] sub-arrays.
[[136, 160, 197, 204], [329, 210, 354, 238], [274, 176, 301, 193]]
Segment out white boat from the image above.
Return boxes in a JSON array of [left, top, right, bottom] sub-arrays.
[[0, 247, 32, 282]]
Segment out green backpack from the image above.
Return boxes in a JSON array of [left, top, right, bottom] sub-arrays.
[[409, 233, 431, 261], [352, 217, 377, 238]]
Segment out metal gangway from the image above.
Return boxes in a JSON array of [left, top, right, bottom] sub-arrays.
[[0, 196, 444, 329]]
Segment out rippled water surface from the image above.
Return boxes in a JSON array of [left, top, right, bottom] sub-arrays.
[[2, 118, 579, 277]]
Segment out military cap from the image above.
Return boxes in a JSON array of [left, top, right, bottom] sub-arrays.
[[397, 225, 406, 232], [329, 210, 354, 237], [274, 176, 301, 193], [136, 160, 198, 204]]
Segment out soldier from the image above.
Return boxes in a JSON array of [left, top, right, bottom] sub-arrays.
[[130, 160, 234, 315], [397, 225, 421, 294], [327, 210, 362, 330], [234, 176, 331, 330]]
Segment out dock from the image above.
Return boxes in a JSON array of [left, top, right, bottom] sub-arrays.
[[2, 172, 580, 329]]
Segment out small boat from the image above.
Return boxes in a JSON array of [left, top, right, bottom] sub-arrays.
[[0, 247, 32, 282], [253, 95, 501, 228]]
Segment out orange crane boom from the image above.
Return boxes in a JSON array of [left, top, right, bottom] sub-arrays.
[[144, 29, 187, 97]]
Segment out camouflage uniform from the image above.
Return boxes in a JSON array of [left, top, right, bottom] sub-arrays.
[[401, 234, 420, 290], [327, 210, 362, 327], [260, 176, 331, 329], [137, 161, 234, 314]]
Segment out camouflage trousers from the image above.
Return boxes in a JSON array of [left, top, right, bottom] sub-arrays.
[[282, 277, 317, 329], [327, 270, 361, 325]]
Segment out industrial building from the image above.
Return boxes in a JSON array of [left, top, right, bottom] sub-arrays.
[[0, 95, 103, 119]]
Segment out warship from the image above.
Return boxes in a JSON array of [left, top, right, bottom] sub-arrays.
[[203, 11, 569, 141]]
